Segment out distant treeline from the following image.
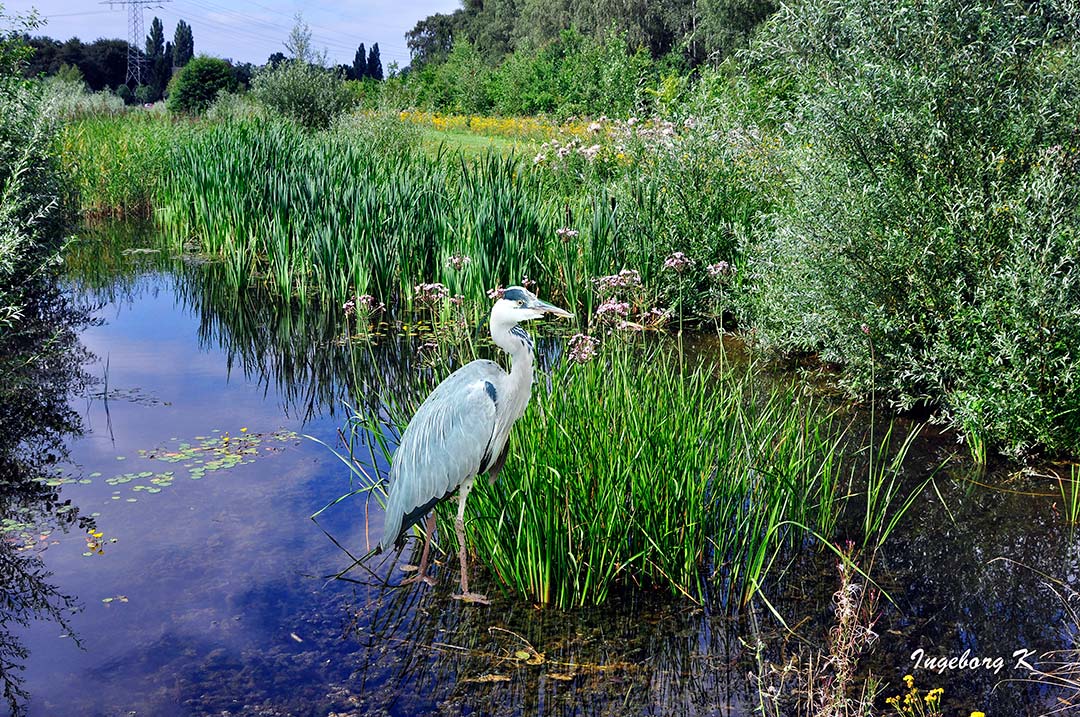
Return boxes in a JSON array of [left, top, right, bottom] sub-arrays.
[[23, 15, 383, 104], [24, 16, 197, 102], [405, 0, 778, 68]]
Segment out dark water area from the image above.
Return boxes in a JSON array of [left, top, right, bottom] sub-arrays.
[[0, 220, 1077, 716]]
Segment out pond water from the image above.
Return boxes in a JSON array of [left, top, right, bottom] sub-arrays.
[[1, 221, 1077, 716]]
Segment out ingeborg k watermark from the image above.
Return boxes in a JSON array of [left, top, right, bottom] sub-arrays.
[[911, 647, 1041, 675]]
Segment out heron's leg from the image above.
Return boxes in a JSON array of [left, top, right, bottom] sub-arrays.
[[401, 512, 437, 587], [452, 478, 489, 605]]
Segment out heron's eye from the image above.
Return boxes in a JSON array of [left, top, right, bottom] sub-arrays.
[[517, 299, 526, 307]]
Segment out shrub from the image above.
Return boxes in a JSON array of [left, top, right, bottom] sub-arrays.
[[489, 44, 556, 115], [249, 60, 356, 130], [42, 77, 125, 118], [740, 0, 1080, 455], [0, 79, 65, 328], [167, 56, 238, 115], [204, 90, 265, 123]]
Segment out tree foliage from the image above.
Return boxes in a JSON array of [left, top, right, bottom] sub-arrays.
[[367, 42, 383, 81], [405, 0, 779, 69], [406, 12, 458, 67], [166, 55, 235, 114], [26, 37, 128, 91], [352, 42, 366, 79], [144, 16, 169, 100], [173, 19, 193, 68]]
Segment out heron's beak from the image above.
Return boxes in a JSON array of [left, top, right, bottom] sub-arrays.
[[531, 299, 574, 319]]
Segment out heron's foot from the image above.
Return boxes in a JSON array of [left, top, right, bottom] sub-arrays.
[[399, 570, 436, 587], [402, 572, 437, 587], [453, 591, 490, 605]]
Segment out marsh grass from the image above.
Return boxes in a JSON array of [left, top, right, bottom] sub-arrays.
[[331, 333, 926, 609], [59, 114, 182, 216], [1058, 464, 1080, 525], [153, 117, 623, 316]]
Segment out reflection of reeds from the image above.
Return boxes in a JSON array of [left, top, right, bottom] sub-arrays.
[[751, 546, 881, 717], [344, 334, 923, 609], [989, 561, 1080, 715]]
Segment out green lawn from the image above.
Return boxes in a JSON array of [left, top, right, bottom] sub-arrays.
[[416, 126, 537, 159]]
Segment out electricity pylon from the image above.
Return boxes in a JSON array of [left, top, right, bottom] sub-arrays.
[[101, 0, 172, 86]]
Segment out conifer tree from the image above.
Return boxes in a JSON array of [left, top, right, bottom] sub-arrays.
[[367, 42, 383, 81]]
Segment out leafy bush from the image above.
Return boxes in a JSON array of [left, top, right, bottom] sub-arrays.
[[249, 60, 356, 130], [488, 44, 556, 115], [550, 27, 652, 119], [166, 56, 238, 115], [399, 29, 654, 119], [0, 78, 66, 328], [41, 77, 125, 119], [740, 0, 1080, 455]]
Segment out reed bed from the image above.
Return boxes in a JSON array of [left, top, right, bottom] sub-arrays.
[[60, 114, 720, 326], [341, 335, 923, 609], [153, 117, 622, 315], [59, 114, 184, 216]]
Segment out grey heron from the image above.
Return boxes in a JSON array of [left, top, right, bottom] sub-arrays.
[[377, 286, 573, 604]]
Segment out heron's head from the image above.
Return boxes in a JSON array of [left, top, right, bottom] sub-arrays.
[[491, 286, 574, 327]]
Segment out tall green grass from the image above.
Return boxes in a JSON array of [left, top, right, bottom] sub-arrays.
[[153, 117, 623, 314], [59, 114, 182, 216], [338, 336, 925, 609]]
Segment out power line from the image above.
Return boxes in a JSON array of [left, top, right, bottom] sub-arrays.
[[101, 0, 173, 85], [173, 0, 410, 62], [43, 10, 116, 19]]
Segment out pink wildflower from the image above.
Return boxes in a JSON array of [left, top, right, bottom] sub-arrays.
[[706, 261, 731, 277], [568, 333, 599, 363], [596, 299, 631, 320], [593, 268, 641, 291], [414, 283, 449, 304], [446, 254, 472, 271], [663, 252, 694, 272]]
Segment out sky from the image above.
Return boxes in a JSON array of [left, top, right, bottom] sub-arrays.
[[9, 0, 461, 71]]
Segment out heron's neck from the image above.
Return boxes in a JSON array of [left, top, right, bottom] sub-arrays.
[[492, 323, 535, 397]]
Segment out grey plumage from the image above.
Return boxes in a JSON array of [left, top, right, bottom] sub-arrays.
[[375, 286, 573, 602], [378, 360, 503, 553]]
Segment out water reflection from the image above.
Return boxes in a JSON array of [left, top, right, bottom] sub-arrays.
[[12, 218, 1075, 716], [66, 219, 565, 424], [0, 274, 94, 714], [331, 580, 758, 716]]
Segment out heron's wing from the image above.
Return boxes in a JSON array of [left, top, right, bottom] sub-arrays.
[[379, 360, 504, 551]]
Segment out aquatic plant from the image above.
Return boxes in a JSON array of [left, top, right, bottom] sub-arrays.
[[1058, 464, 1080, 526], [336, 333, 928, 609], [58, 114, 180, 216], [750, 545, 882, 717]]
